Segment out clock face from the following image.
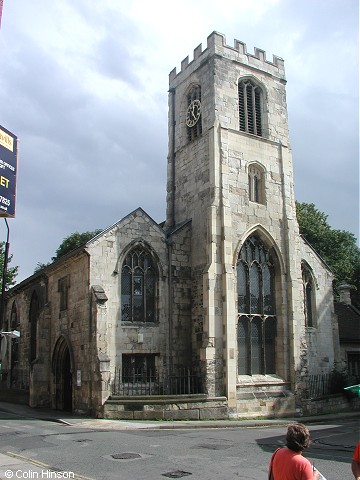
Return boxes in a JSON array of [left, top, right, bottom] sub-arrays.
[[186, 99, 201, 127]]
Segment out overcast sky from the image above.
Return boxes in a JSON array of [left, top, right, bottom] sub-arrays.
[[0, 0, 358, 283]]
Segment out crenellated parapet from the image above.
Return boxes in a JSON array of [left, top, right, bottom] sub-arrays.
[[169, 31, 285, 84]]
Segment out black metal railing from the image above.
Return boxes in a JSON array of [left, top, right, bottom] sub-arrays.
[[0, 368, 30, 390], [112, 366, 202, 396], [308, 372, 360, 399]]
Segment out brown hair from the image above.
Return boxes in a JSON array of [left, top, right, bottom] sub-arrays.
[[286, 423, 311, 452]]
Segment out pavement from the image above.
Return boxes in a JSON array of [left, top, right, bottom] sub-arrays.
[[0, 401, 359, 479]]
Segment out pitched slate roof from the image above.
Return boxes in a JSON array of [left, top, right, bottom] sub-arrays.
[[335, 302, 360, 343]]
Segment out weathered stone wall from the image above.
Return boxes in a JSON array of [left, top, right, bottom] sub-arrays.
[[85, 210, 169, 401], [299, 238, 337, 375], [4, 253, 93, 413], [167, 222, 192, 367], [302, 393, 360, 416], [86, 209, 193, 403], [167, 31, 307, 407]]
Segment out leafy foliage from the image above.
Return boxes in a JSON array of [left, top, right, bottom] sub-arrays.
[[34, 261, 51, 273], [52, 229, 103, 261], [296, 202, 360, 293], [33, 229, 102, 274], [0, 241, 18, 290]]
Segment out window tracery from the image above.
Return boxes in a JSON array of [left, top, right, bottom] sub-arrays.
[[121, 247, 157, 323], [237, 235, 276, 375]]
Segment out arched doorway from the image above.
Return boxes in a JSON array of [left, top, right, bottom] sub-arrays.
[[52, 336, 73, 412]]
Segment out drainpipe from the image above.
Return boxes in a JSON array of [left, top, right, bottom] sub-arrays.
[[169, 87, 176, 228], [279, 142, 297, 395], [166, 234, 174, 381], [166, 87, 176, 382]]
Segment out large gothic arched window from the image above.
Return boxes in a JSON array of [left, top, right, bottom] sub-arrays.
[[236, 235, 276, 375], [121, 247, 157, 323], [238, 79, 263, 136]]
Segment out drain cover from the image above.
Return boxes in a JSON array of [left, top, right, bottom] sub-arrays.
[[197, 443, 231, 450], [111, 452, 141, 460], [162, 470, 192, 478]]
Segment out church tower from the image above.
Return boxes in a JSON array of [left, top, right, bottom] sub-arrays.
[[166, 32, 308, 415]]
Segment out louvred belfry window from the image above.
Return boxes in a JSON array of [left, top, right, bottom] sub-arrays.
[[238, 79, 263, 136], [121, 247, 157, 323], [237, 235, 276, 375]]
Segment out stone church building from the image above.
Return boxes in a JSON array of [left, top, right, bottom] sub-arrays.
[[2, 32, 340, 419]]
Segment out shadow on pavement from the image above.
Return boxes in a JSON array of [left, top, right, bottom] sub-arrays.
[[256, 422, 358, 464]]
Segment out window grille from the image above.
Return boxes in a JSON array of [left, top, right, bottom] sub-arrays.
[[121, 247, 157, 323], [122, 354, 156, 383], [113, 362, 202, 396], [238, 80, 263, 136], [237, 235, 276, 375], [347, 352, 360, 377], [187, 86, 202, 142]]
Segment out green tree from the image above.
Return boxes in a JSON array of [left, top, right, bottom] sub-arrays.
[[0, 241, 18, 290], [52, 229, 102, 260], [34, 229, 102, 274], [296, 202, 360, 293]]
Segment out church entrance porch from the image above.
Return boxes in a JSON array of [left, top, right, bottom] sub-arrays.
[[52, 336, 73, 412]]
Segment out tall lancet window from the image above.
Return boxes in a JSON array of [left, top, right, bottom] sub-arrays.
[[29, 292, 40, 363], [237, 235, 276, 375], [238, 79, 263, 136], [302, 264, 316, 327]]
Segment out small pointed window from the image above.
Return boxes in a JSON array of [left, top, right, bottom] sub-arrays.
[[248, 164, 265, 204]]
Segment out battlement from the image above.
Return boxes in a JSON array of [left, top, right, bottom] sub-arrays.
[[169, 31, 285, 84]]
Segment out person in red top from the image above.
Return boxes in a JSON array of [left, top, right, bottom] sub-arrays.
[[352, 441, 360, 479], [268, 423, 320, 480]]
